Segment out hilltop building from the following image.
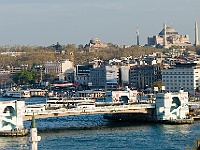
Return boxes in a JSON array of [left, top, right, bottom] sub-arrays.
[[148, 23, 192, 49], [85, 37, 108, 52]]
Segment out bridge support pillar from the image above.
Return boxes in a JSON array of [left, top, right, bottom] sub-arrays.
[[0, 100, 25, 132]]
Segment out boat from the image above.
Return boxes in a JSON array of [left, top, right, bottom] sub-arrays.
[[2, 89, 31, 98], [29, 89, 48, 97], [45, 96, 96, 109], [77, 102, 96, 109]]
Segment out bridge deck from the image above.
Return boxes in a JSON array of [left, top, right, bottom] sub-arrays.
[[23, 104, 155, 121]]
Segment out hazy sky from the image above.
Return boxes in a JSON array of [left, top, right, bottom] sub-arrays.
[[0, 0, 200, 46]]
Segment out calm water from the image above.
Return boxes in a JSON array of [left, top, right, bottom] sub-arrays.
[[0, 97, 200, 150]]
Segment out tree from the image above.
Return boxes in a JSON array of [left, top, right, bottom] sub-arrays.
[[13, 69, 34, 85]]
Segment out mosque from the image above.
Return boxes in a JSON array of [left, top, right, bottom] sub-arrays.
[[146, 22, 199, 49], [84, 37, 108, 52]]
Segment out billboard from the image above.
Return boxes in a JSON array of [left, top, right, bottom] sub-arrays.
[[106, 66, 118, 84]]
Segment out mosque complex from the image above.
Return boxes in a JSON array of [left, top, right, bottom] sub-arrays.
[[147, 22, 199, 49], [82, 21, 199, 50]]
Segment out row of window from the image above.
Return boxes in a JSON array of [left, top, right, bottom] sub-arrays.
[[163, 76, 193, 78], [164, 82, 193, 86], [162, 72, 194, 74], [165, 87, 191, 90], [163, 79, 194, 83]]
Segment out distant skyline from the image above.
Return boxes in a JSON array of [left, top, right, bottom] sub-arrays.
[[0, 0, 200, 47]]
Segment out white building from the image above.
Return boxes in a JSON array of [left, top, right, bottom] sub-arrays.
[[162, 62, 200, 95], [44, 59, 73, 74]]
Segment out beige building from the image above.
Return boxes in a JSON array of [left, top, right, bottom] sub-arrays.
[[148, 23, 192, 49], [85, 37, 108, 52]]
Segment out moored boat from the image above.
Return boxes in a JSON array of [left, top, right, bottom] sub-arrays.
[[2, 89, 31, 98]]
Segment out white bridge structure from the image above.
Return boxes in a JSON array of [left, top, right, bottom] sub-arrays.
[[23, 103, 155, 121], [0, 89, 191, 132], [0, 100, 155, 132]]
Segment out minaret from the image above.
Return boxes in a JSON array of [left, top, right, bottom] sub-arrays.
[[29, 114, 41, 150], [136, 27, 140, 46], [195, 21, 199, 47], [163, 22, 167, 48]]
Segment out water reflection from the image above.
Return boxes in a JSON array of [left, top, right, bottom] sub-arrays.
[[160, 124, 191, 134], [0, 137, 28, 150]]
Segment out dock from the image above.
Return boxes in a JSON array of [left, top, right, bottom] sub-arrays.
[[0, 129, 29, 137]]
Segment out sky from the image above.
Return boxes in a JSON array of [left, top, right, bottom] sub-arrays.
[[0, 0, 200, 47]]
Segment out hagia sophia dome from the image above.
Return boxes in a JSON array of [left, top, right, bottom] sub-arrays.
[[158, 26, 178, 36]]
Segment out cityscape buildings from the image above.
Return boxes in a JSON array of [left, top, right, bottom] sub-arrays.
[[0, 21, 199, 95]]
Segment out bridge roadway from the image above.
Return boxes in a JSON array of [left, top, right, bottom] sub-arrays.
[[23, 104, 156, 121]]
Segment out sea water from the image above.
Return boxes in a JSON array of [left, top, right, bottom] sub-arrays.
[[0, 97, 200, 150]]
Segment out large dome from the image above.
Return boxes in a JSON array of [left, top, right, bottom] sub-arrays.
[[159, 26, 178, 35]]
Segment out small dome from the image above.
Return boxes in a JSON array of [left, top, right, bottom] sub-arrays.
[[90, 37, 100, 44]]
